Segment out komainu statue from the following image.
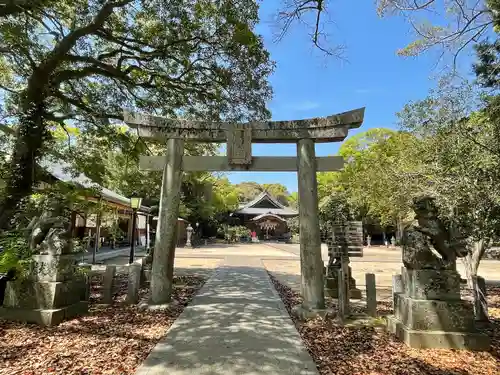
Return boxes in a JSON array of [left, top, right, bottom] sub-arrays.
[[388, 195, 490, 350], [402, 196, 468, 270], [0, 196, 88, 327], [25, 197, 74, 255]]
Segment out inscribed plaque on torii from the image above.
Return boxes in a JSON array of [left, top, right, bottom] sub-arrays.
[[227, 124, 252, 165]]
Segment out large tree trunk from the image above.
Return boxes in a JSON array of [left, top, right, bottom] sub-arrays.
[[0, 99, 49, 230], [462, 239, 489, 322]]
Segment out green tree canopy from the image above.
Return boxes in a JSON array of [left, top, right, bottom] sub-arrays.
[[0, 0, 273, 229], [324, 128, 424, 227], [235, 181, 291, 206], [235, 181, 262, 202]]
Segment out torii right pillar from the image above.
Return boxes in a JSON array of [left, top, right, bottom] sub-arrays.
[[297, 138, 325, 310]]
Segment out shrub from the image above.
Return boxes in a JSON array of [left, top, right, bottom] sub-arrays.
[[0, 230, 32, 276]]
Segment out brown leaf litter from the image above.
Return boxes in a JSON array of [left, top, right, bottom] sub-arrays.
[[269, 273, 500, 375], [0, 274, 205, 375]]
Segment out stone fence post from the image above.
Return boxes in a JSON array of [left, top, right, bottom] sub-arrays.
[[127, 259, 144, 305], [365, 273, 377, 317], [102, 266, 116, 305]]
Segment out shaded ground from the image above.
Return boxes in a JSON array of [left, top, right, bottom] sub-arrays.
[[269, 274, 500, 375], [0, 274, 206, 375]]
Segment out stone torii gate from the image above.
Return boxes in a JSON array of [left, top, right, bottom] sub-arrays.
[[124, 108, 365, 312]]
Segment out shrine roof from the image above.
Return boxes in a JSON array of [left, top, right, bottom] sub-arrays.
[[235, 207, 298, 216], [233, 192, 298, 216], [41, 160, 151, 213], [251, 213, 287, 222]]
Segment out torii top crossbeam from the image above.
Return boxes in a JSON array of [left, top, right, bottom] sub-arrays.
[[123, 107, 365, 143]]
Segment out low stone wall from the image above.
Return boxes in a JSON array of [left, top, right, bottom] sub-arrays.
[[82, 256, 147, 306]]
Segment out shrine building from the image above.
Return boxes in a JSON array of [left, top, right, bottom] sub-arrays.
[[230, 192, 298, 240]]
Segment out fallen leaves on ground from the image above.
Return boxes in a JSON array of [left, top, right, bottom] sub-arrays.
[[0, 274, 205, 375], [269, 273, 500, 375]]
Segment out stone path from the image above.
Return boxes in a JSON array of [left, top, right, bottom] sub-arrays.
[[135, 253, 318, 375]]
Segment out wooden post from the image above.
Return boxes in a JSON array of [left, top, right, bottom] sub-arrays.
[[93, 212, 101, 264], [70, 210, 77, 239], [150, 138, 184, 305], [340, 254, 350, 316], [337, 267, 347, 322], [145, 214, 149, 249], [297, 138, 325, 310], [129, 209, 137, 264]]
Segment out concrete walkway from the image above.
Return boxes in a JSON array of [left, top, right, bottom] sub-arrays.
[[135, 255, 318, 375]]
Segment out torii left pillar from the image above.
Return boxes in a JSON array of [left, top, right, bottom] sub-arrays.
[[297, 139, 325, 310], [150, 138, 184, 305]]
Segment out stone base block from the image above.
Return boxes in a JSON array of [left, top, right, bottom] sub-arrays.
[[291, 304, 335, 320], [325, 272, 362, 300], [394, 294, 475, 332], [402, 268, 461, 300], [0, 301, 88, 327], [325, 287, 362, 299], [3, 279, 87, 310], [386, 315, 490, 350]]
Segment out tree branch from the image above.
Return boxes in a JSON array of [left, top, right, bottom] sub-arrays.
[[53, 55, 131, 85], [392, 0, 437, 11], [0, 83, 19, 94], [0, 123, 15, 135], [52, 90, 123, 121], [40, 0, 133, 76], [275, 0, 345, 57]]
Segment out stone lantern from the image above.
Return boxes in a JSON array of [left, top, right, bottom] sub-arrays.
[[186, 224, 193, 247]]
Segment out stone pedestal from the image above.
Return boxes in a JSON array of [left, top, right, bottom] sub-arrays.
[[325, 266, 362, 299], [0, 254, 88, 326], [387, 268, 489, 350]]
